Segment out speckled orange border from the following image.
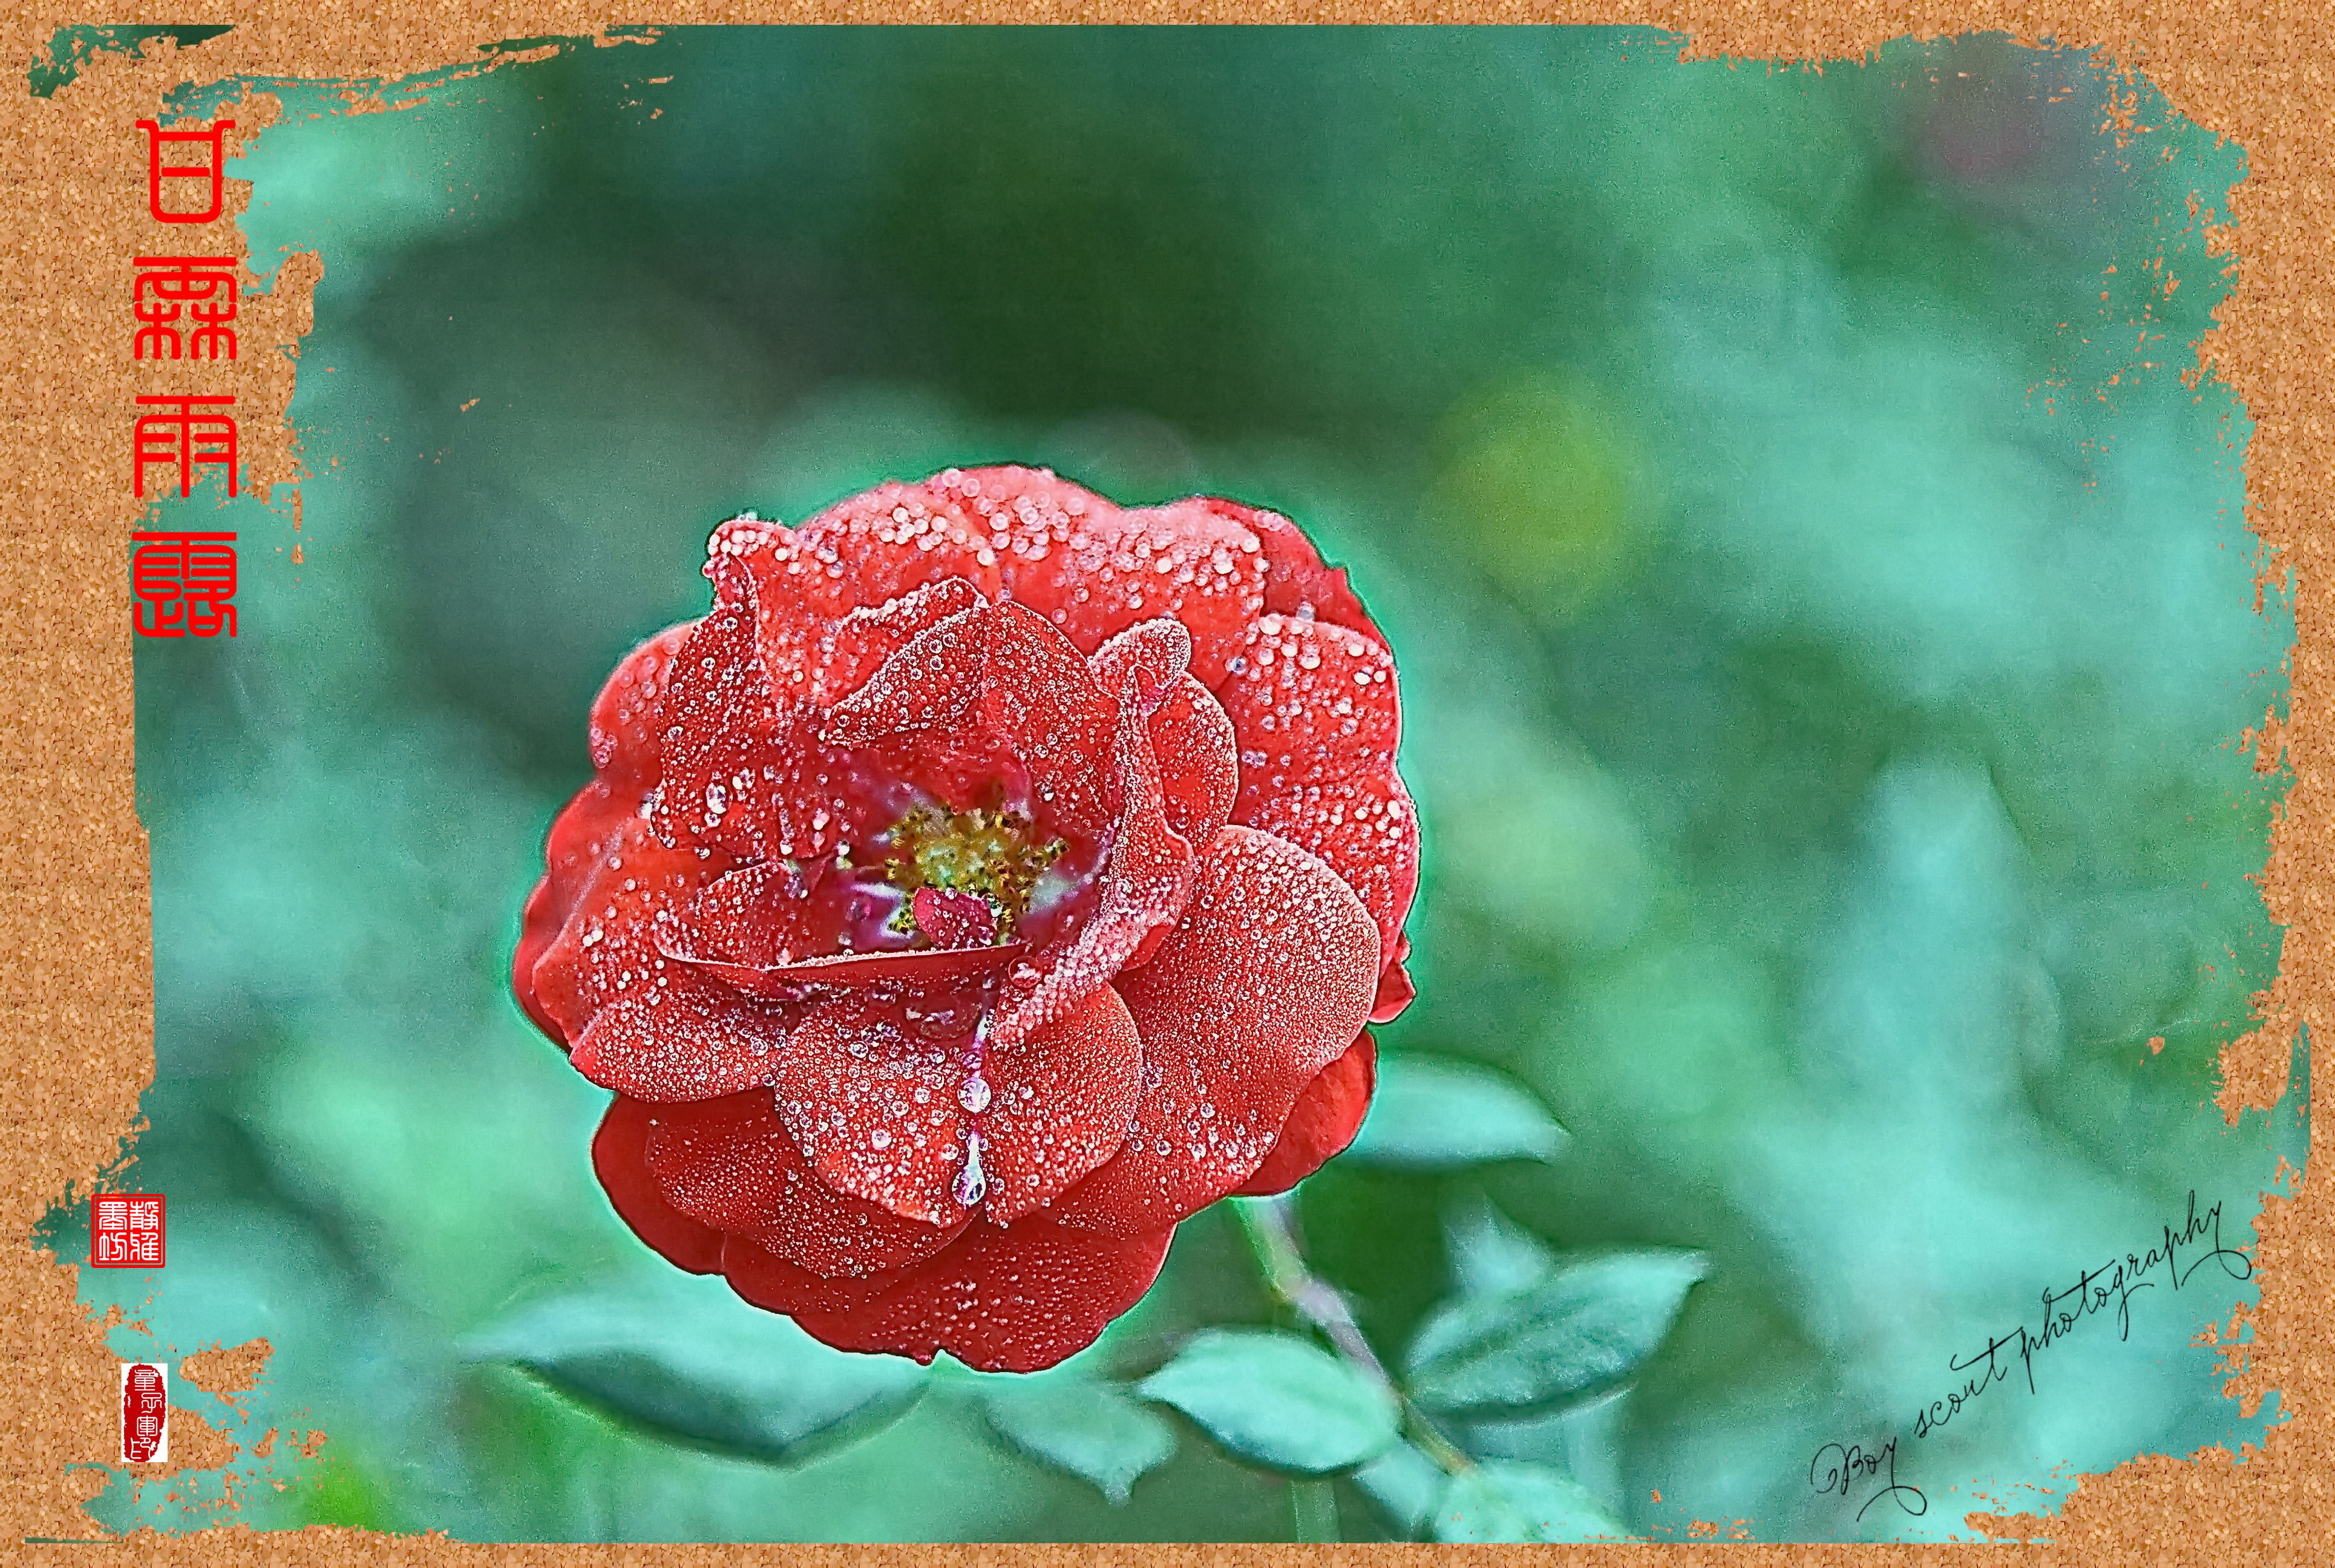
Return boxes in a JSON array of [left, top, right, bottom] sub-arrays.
[[3, 4, 2321, 1560]]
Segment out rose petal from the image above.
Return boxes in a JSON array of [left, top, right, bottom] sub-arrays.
[[790, 1216, 1174, 1372], [787, 479, 1001, 609], [1238, 769, 1420, 971], [977, 601, 1118, 836], [1219, 614, 1401, 818], [721, 1235, 906, 1316], [766, 980, 1147, 1231], [1052, 826, 1380, 1238], [681, 941, 1027, 999], [704, 511, 847, 689], [592, 1095, 724, 1274], [655, 955, 807, 1002], [688, 859, 825, 968], [530, 815, 727, 1042], [820, 604, 993, 746], [544, 779, 649, 888], [1370, 944, 1416, 1025], [938, 468, 1265, 687], [1052, 497, 1269, 687], [571, 985, 784, 1102], [823, 599, 1116, 840], [644, 1089, 965, 1278], [769, 997, 974, 1225], [816, 576, 987, 707], [707, 492, 998, 702], [981, 983, 1144, 1224], [991, 696, 1194, 1046], [1233, 1033, 1377, 1195], [864, 729, 1032, 822], [764, 704, 893, 861], [1148, 675, 1238, 848], [654, 554, 874, 861], [652, 557, 785, 855], [931, 463, 1101, 590], [1196, 497, 1385, 645], [589, 621, 696, 789], [515, 779, 650, 1039], [513, 877, 568, 1042], [913, 886, 998, 950], [1091, 617, 1193, 713]]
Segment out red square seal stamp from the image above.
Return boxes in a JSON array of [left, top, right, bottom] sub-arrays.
[[120, 1363, 169, 1464], [91, 1193, 165, 1267]]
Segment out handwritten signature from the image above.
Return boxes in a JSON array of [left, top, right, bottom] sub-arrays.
[[1810, 1437, 1927, 1521], [1807, 1190, 2253, 1521]]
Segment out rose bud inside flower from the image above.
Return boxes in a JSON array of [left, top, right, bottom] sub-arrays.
[[515, 467, 1419, 1372]]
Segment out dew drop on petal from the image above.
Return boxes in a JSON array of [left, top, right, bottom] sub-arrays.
[[953, 1132, 989, 1207]]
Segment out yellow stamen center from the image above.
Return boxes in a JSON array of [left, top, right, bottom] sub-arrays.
[[879, 805, 1066, 936]]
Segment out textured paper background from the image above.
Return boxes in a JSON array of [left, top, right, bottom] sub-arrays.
[[1, 3, 2321, 1560]]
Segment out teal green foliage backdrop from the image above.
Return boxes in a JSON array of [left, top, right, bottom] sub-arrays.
[[59, 27, 2301, 1543]]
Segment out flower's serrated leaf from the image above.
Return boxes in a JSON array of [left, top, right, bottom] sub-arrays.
[[460, 1284, 927, 1466], [1444, 1194, 1559, 1296], [1404, 1250, 1708, 1417], [1343, 1054, 1568, 1169], [977, 1377, 1178, 1504], [1432, 1461, 1631, 1543], [1352, 1440, 1445, 1535], [1135, 1328, 1399, 1474]]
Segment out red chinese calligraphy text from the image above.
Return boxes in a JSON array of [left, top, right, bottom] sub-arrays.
[[134, 393, 237, 498], [137, 117, 235, 224], [133, 255, 238, 361], [131, 532, 237, 639]]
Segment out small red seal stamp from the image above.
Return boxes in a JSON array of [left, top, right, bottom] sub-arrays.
[[120, 1363, 168, 1463], [91, 1193, 165, 1267]]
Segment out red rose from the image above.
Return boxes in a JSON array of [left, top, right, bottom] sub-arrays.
[[514, 467, 1418, 1371]]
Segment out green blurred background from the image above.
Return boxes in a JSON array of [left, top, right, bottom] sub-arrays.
[[55, 25, 2301, 1542]]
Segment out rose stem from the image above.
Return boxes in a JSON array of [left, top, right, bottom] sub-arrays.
[[1291, 1478, 1340, 1544], [1230, 1193, 1475, 1477]]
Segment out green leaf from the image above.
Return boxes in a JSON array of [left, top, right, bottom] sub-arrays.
[[1343, 1054, 1568, 1169], [459, 1282, 927, 1467], [1405, 1250, 1707, 1417], [977, 1377, 1177, 1504], [1444, 1195, 1559, 1296], [1136, 1329, 1400, 1474], [1352, 1442, 1446, 1536], [1433, 1462, 1630, 1542]]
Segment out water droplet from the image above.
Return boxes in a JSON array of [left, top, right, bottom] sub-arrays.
[[958, 1073, 992, 1114], [953, 1134, 988, 1207], [870, 1128, 892, 1150]]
